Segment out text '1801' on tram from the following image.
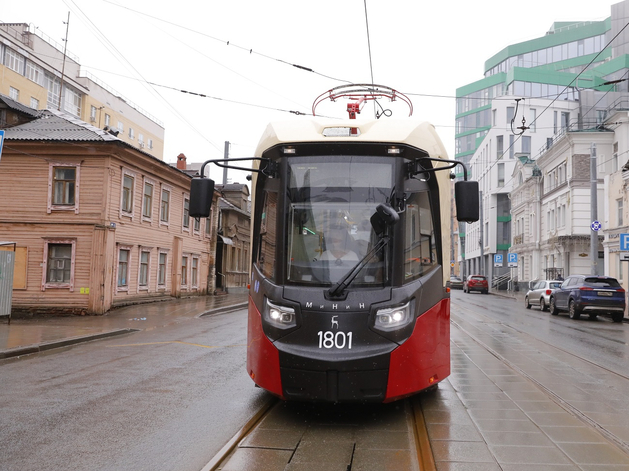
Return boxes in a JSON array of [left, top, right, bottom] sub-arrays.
[[190, 85, 479, 403]]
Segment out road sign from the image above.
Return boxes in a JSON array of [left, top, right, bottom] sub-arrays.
[[591, 220, 602, 231], [493, 254, 503, 267], [621, 233, 629, 251], [621, 253, 629, 262], [508, 253, 518, 268]]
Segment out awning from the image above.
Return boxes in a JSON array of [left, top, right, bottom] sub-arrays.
[[218, 235, 233, 245]]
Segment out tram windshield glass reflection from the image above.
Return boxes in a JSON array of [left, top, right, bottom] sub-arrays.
[[286, 156, 393, 285]]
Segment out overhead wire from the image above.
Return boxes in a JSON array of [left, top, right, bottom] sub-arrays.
[[469, 18, 629, 196], [62, 0, 224, 153]]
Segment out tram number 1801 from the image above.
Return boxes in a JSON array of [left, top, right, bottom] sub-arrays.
[[317, 331, 353, 349]]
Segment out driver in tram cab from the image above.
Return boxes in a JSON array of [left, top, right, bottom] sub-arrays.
[[321, 223, 359, 265]]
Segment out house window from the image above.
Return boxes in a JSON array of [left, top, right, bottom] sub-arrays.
[[613, 142, 619, 173], [48, 163, 80, 213], [497, 163, 505, 187], [121, 171, 135, 216], [9, 86, 19, 101], [138, 134, 144, 147], [181, 256, 188, 287], [522, 136, 531, 155], [117, 247, 131, 289], [90, 105, 97, 122], [142, 180, 154, 220], [193, 216, 200, 234], [105, 113, 111, 126], [63, 86, 82, 117], [183, 196, 190, 230], [117, 121, 124, 133], [158, 251, 167, 287], [618, 199, 624, 227], [139, 250, 150, 288], [148, 139, 153, 150], [30, 97, 39, 109], [53, 167, 76, 205], [506, 106, 514, 124], [129, 127, 135, 140], [160, 187, 170, 224], [192, 257, 199, 288], [25, 60, 44, 85], [45, 243, 73, 285], [45, 72, 61, 110], [4, 48, 24, 73], [496, 135, 503, 159]]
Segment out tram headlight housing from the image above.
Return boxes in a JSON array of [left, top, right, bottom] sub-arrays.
[[374, 302, 413, 332], [264, 299, 297, 330]]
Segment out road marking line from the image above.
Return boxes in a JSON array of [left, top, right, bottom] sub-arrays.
[[106, 341, 245, 349]]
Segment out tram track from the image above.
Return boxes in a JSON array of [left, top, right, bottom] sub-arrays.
[[200, 393, 437, 471], [451, 302, 629, 455]]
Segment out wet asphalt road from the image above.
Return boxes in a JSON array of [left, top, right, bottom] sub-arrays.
[[0, 307, 269, 471], [451, 290, 629, 378]]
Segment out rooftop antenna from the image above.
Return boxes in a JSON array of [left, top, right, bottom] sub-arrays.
[[58, 12, 70, 111]]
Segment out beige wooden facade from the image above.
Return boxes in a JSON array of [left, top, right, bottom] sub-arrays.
[[0, 120, 218, 315]]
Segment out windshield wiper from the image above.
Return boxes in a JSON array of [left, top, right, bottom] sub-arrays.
[[327, 204, 399, 299]]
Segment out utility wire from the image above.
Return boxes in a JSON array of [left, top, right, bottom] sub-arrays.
[[63, 0, 223, 153], [101, 0, 352, 85]]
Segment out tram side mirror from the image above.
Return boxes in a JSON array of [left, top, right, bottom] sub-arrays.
[[455, 181, 479, 223], [370, 203, 399, 236], [189, 177, 215, 218]]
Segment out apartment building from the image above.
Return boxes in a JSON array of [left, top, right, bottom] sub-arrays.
[[456, 0, 629, 283], [0, 22, 164, 159]]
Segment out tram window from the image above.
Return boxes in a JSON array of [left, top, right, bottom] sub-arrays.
[[257, 190, 278, 280], [404, 191, 436, 281]]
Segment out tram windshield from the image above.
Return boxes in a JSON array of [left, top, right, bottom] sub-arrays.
[[286, 156, 393, 286]]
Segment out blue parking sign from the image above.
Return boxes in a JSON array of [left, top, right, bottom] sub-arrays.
[[508, 253, 518, 267], [621, 233, 629, 252], [494, 254, 503, 267]]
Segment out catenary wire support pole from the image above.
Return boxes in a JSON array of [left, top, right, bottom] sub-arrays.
[[58, 12, 70, 111], [479, 190, 484, 276], [590, 143, 598, 275]]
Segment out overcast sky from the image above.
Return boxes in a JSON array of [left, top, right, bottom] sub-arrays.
[[1, 0, 621, 183]]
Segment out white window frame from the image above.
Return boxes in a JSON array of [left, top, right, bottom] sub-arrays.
[[181, 254, 189, 289], [138, 248, 152, 291], [30, 97, 39, 109], [142, 177, 155, 223], [48, 162, 80, 214], [157, 249, 169, 290], [191, 255, 200, 289], [159, 185, 171, 226], [120, 168, 136, 219], [41, 238, 76, 292], [116, 244, 133, 292], [9, 86, 19, 101], [182, 194, 190, 233]]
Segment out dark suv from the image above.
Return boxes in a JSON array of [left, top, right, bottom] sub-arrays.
[[549, 275, 626, 322], [463, 275, 488, 294]]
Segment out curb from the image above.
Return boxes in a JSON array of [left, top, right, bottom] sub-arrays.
[[198, 302, 248, 318], [0, 328, 140, 360]]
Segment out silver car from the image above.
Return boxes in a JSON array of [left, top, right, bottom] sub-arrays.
[[525, 280, 563, 311]]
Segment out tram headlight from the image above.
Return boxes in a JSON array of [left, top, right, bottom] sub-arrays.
[[374, 302, 413, 332], [264, 299, 297, 329]]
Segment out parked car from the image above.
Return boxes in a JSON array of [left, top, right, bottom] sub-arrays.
[[525, 280, 563, 311], [548, 275, 626, 322], [449, 276, 463, 290], [463, 275, 488, 294]]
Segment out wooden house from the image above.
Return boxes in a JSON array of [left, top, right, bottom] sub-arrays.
[[0, 98, 218, 315]]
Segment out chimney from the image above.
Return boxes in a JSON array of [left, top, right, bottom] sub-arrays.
[[176, 153, 187, 170]]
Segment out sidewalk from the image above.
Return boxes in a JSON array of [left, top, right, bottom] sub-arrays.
[[0, 293, 249, 359]]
